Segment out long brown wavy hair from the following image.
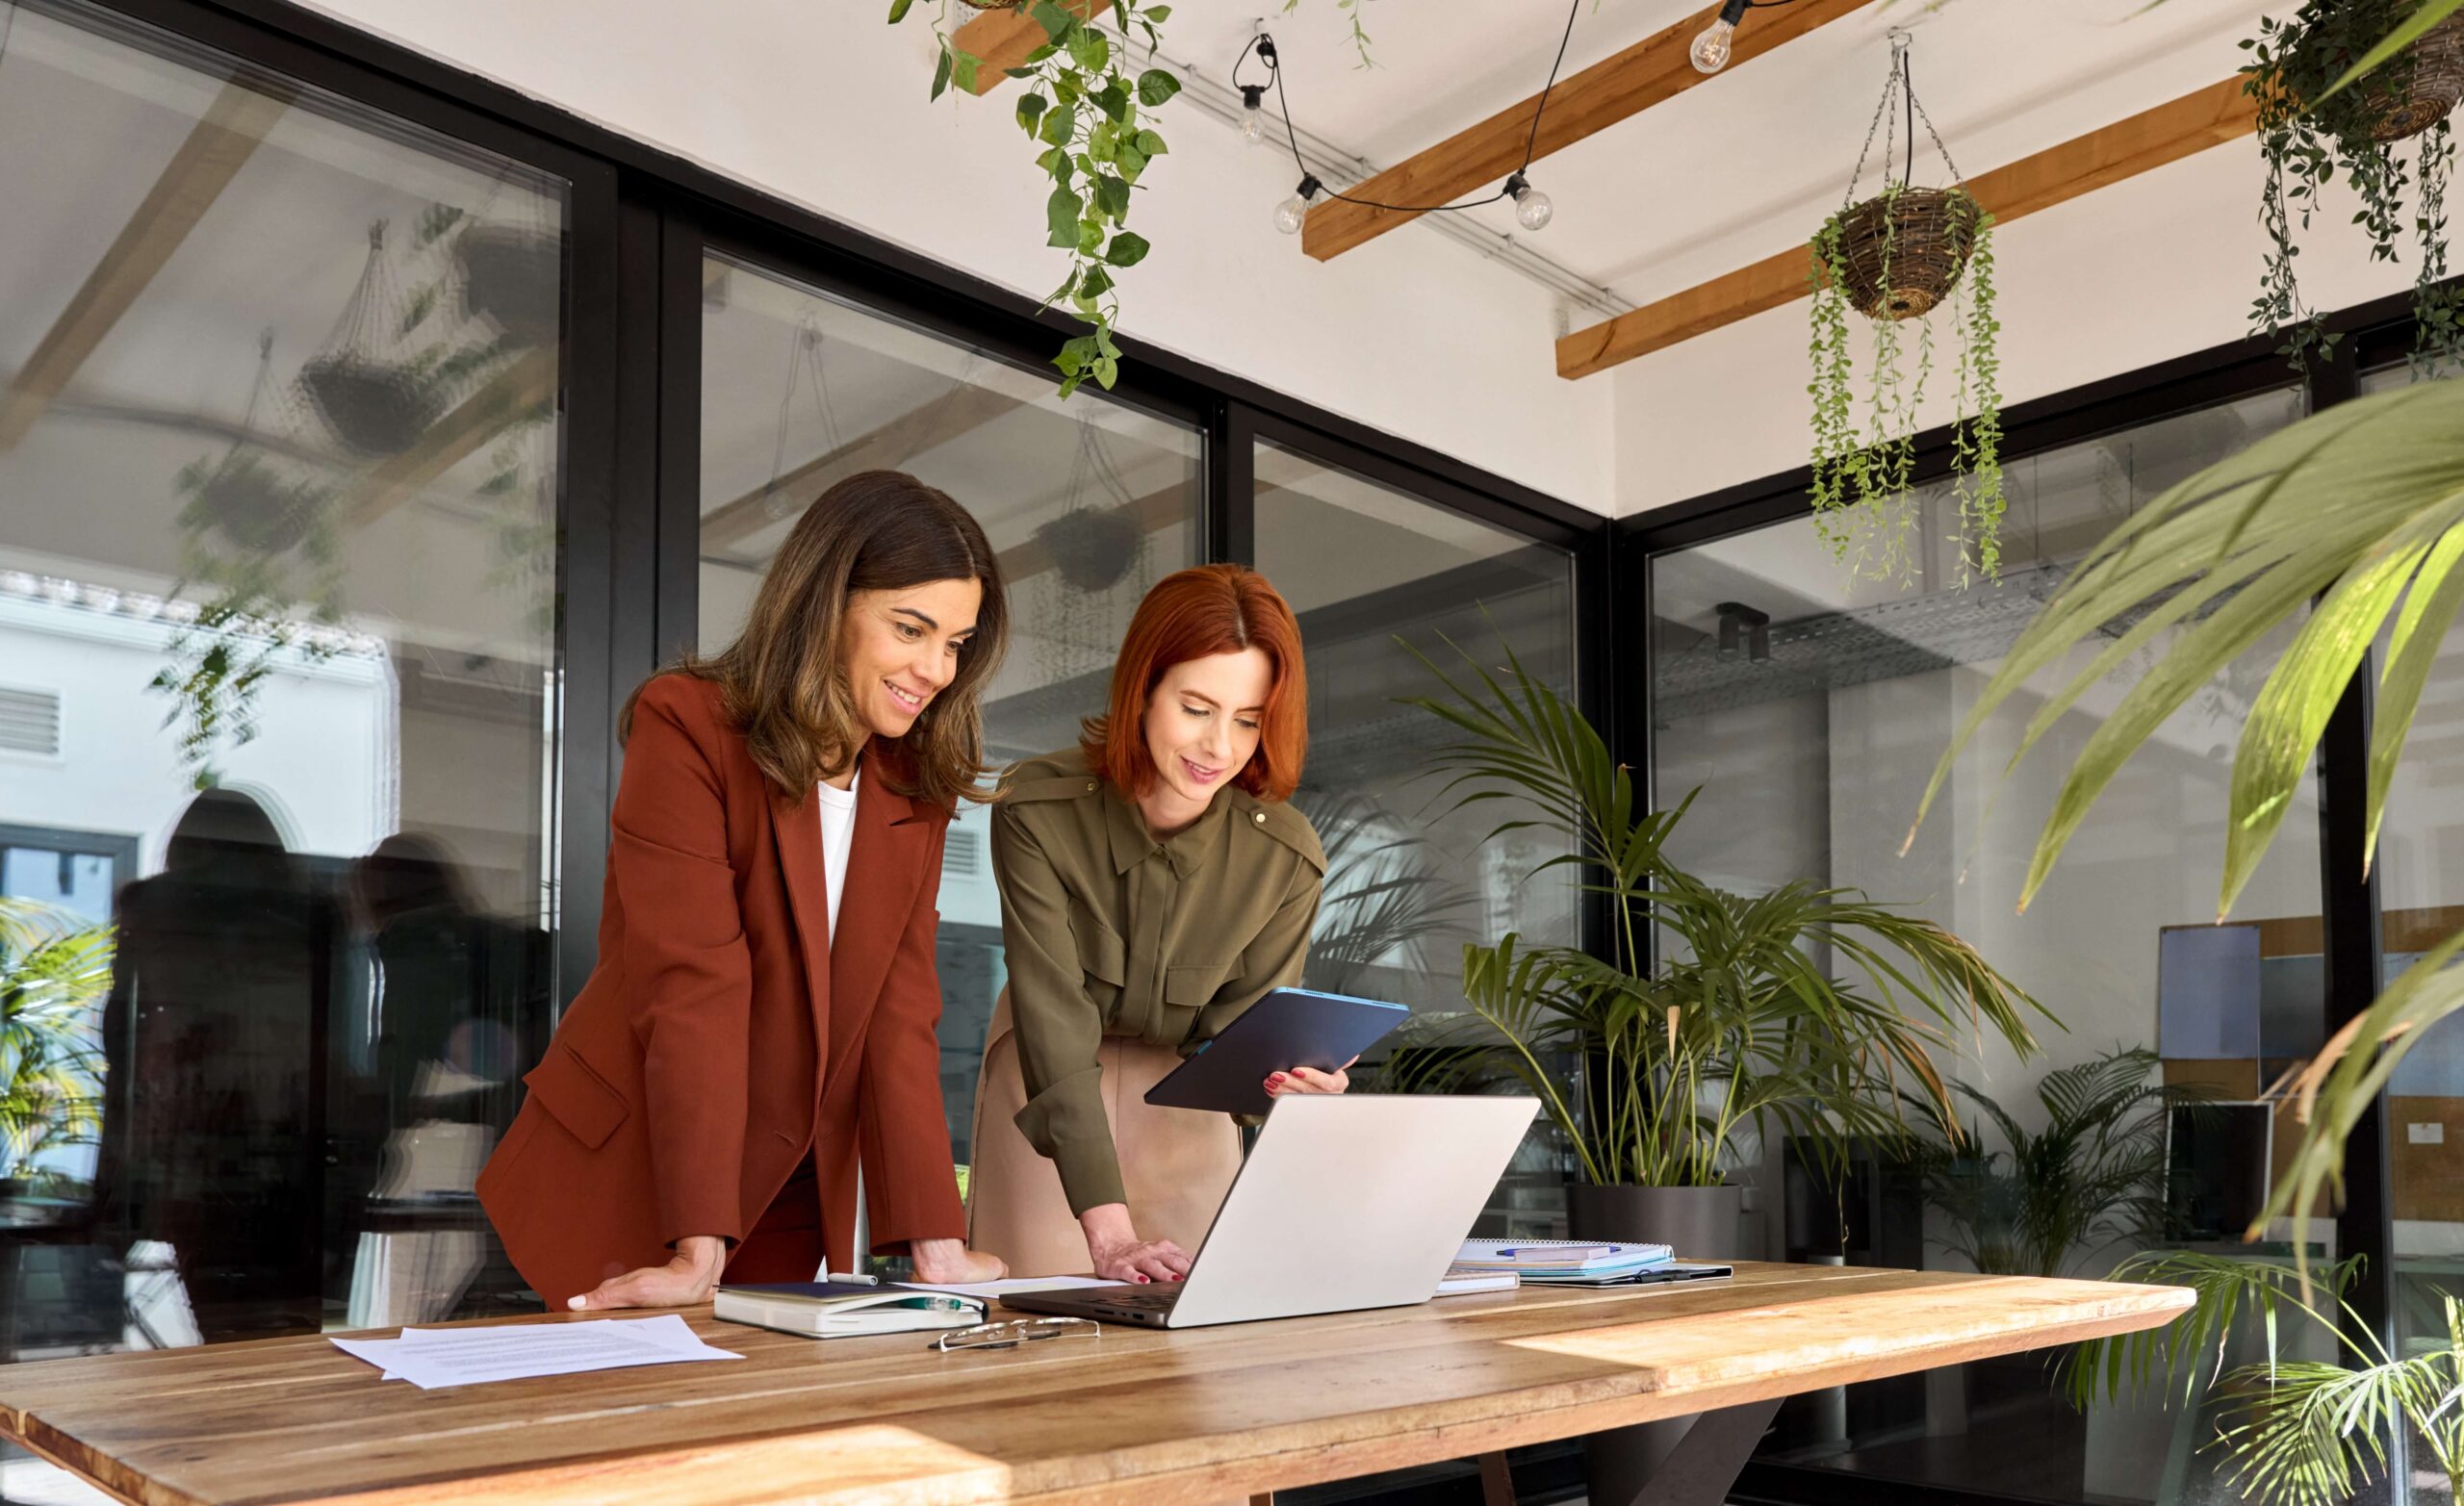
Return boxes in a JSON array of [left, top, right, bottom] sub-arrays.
[[624, 471, 1008, 811]]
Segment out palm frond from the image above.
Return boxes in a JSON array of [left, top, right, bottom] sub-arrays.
[[2059, 1251, 2366, 1412]]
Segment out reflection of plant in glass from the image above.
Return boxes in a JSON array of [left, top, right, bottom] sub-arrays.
[[0, 899, 112, 1187], [1910, 1047, 2205, 1278], [1379, 635, 2049, 1188]]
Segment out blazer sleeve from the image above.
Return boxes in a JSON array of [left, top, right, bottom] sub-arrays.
[[989, 803, 1126, 1216], [859, 817, 966, 1254], [612, 682, 755, 1248]]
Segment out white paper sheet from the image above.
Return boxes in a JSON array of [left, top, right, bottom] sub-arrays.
[[330, 1315, 742, 1390], [899, 1275, 1114, 1300]]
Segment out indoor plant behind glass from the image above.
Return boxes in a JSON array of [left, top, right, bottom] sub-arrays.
[[1383, 636, 2053, 1255]]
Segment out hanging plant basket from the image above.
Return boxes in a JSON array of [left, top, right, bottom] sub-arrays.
[[456, 224, 561, 345], [2348, 10, 2464, 143], [297, 354, 445, 458], [187, 451, 327, 556], [1037, 506, 1142, 592], [1804, 35, 2005, 586], [1833, 187, 1983, 320]]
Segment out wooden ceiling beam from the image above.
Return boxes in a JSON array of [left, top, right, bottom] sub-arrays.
[[700, 384, 1028, 551], [0, 81, 290, 451], [1302, 0, 1880, 262], [1555, 77, 2260, 379], [952, 0, 1111, 96]]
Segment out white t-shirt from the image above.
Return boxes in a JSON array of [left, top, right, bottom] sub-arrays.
[[814, 766, 860, 938], [813, 766, 867, 1272]]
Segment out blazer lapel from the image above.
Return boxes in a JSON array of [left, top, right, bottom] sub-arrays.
[[826, 769, 931, 1064], [769, 781, 834, 1055]]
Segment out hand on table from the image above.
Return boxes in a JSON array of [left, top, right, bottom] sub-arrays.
[[911, 1238, 1008, 1284], [1265, 1055, 1357, 1098], [1081, 1203, 1191, 1284], [569, 1234, 726, 1311]]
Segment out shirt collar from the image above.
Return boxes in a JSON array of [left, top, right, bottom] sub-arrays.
[[1103, 779, 1233, 880]]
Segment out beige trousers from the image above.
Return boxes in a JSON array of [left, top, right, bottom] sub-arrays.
[[966, 989, 1244, 1278]]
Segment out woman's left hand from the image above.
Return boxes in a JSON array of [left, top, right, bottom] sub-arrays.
[[1265, 1056, 1357, 1097]]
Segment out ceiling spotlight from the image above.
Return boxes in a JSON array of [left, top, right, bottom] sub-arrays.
[[1503, 171, 1553, 232], [1239, 84, 1270, 146], [1690, 0, 1751, 75], [1714, 601, 1772, 663], [1275, 173, 1322, 235]]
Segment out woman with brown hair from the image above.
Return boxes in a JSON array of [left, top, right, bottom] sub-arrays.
[[477, 471, 1011, 1311], [969, 564, 1350, 1283]]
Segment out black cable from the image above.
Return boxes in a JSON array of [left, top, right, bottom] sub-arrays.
[[1902, 45, 1914, 187], [1240, 0, 1583, 217]]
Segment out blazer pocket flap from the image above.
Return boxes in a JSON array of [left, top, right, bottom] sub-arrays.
[[1067, 898, 1127, 986], [523, 1045, 631, 1150], [1164, 960, 1236, 1008]]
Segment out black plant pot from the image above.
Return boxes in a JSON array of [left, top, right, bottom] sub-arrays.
[[1568, 1184, 1749, 1506], [457, 224, 561, 346], [298, 355, 444, 458], [1036, 506, 1142, 592], [192, 452, 322, 556]]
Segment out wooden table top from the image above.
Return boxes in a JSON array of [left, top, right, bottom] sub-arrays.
[[0, 1262, 2192, 1506]]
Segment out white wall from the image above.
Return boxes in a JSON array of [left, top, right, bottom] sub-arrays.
[[285, 0, 1616, 517], [1614, 133, 2428, 515]]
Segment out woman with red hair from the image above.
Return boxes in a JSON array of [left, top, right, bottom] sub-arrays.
[[968, 564, 1345, 1281]]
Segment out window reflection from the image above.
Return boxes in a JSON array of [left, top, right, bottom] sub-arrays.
[[0, 0, 564, 1359]]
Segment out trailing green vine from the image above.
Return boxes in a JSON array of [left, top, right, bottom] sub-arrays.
[[893, 0, 1180, 396], [2246, 1, 2464, 374], [1952, 217, 2004, 578]]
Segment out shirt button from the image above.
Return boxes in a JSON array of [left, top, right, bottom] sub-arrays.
[[1086, 781, 1096, 792], [1253, 812, 1267, 825]]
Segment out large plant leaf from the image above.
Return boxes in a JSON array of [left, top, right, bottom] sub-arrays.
[[1911, 378, 2464, 916]]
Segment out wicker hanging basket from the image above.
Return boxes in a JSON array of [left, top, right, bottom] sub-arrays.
[[1833, 188, 1982, 321], [2359, 10, 2464, 143]]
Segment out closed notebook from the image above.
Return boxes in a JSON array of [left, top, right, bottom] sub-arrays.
[[712, 1281, 985, 1340]]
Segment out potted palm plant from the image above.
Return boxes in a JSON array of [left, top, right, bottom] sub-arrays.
[[1384, 638, 2052, 1253]]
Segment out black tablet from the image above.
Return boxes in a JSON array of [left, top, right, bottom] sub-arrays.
[[1142, 985, 1409, 1116]]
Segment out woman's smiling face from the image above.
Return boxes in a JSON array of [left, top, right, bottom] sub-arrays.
[[839, 576, 984, 744], [1140, 647, 1272, 830]]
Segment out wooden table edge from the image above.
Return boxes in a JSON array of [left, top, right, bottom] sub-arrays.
[[0, 1285, 2193, 1506]]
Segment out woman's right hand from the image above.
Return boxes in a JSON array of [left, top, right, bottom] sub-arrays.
[[1080, 1203, 1190, 1284], [569, 1234, 727, 1311]]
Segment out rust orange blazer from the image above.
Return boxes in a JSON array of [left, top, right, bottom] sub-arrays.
[[475, 673, 964, 1309]]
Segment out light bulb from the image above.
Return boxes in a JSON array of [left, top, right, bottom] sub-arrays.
[[1504, 171, 1553, 233], [1275, 173, 1321, 236], [1689, 19, 1733, 73], [1240, 85, 1270, 146]]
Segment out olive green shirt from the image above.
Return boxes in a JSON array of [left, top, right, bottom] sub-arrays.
[[990, 749, 1326, 1214]]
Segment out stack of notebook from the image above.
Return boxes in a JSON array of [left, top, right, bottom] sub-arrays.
[[1453, 1238, 1678, 1287], [713, 1281, 985, 1339]]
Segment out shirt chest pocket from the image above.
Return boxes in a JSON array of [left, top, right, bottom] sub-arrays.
[[1066, 896, 1127, 1019]]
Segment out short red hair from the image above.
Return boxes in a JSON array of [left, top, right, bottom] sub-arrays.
[[1082, 565, 1307, 803]]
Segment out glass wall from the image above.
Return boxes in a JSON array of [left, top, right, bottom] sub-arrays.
[[1651, 392, 2324, 1502], [1253, 437, 1580, 1236], [696, 251, 1203, 1170], [0, 0, 566, 1362]]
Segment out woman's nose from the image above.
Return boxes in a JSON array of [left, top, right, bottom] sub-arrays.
[[918, 645, 956, 690]]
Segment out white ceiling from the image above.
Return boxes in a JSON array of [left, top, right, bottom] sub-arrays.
[[1173, 0, 2276, 309]]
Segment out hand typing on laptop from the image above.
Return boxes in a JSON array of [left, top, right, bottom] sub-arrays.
[[1080, 1203, 1192, 1284]]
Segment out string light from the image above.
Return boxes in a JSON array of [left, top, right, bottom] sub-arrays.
[[1235, 0, 1583, 241], [1690, 0, 1809, 76]]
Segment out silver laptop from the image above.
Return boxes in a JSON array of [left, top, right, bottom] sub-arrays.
[[1003, 1094, 1539, 1329]]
